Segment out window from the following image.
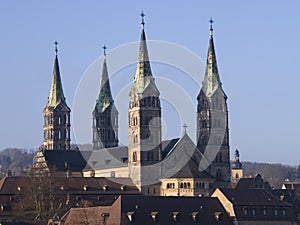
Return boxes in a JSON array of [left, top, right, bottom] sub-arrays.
[[274, 208, 278, 216], [216, 170, 222, 181], [263, 208, 267, 216], [243, 207, 248, 216], [111, 171, 115, 177], [133, 152, 137, 162], [282, 208, 286, 216], [252, 208, 256, 216]]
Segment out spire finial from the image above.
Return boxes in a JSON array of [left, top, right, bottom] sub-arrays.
[[54, 40, 58, 55], [209, 17, 214, 37], [103, 44, 107, 57], [140, 11, 145, 28], [183, 123, 188, 134]]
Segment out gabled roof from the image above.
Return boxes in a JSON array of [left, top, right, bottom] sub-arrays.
[[161, 133, 211, 179], [235, 174, 271, 190], [0, 176, 139, 195], [120, 195, 234, 225], [62, 195, 234, 225], [43, 149, 89, 172], [218, 188, 292, 206], [85, 138, 179, 171]]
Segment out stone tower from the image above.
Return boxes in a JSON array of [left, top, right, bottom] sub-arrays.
[[128, 13, 162, 194], [43, 42, 71, 150], [231, 147, 243, 184], [92, 46, 119, 150], [197, 20, 231, 188]]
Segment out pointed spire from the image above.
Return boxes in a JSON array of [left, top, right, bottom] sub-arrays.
[[47, 41, 67, 107], [201, 18, 222, 97], [133, 11, 157, 93], [95, 45, 114, 113]]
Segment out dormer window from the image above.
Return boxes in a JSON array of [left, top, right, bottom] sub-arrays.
[[127, 211, 135, 222], [121, 185, 126, 191], [172, 212, 179, 222], [282, 208, 286, 216], [263, 207, 267, 216], [150, 211, 158, 222], [191, 212, 199, 222], [60, 185, 64, 191], [17, 185, 21, 191], [243, 207, 248, 216], [214, 212, 222, 221], [83, 185, 88, 191], [103, 185, 108, 191]]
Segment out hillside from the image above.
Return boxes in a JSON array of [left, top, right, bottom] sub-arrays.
[[242, 161, 299, 188], [0, 148, 298, 188], [0, 148, 34, 177]]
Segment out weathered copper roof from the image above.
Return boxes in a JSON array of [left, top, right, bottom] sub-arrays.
[[47, 52, 68, 108], [201, 24, 224, 97], [132, 21, 159, 95], [95, 55, 114, 113]]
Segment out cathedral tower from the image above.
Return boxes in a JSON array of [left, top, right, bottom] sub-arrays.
[[197, 20, 231, 188], [43, 42, 71, 150], [92, 46, 119, 150], [128, 13, 162, 194]]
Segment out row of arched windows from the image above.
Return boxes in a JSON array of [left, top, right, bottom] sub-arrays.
[[44, 114, 69, 126], [180, 182, 191, 189], [195, 182, 206, 189], [166, 183, 175, 189], [44, 129, 69, 140]]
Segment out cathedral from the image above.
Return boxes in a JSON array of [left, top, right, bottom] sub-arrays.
[[34, 14, 233, 196]]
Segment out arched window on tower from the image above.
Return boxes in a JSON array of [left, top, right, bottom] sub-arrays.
[[133, 152, 137, 162], [58, 130, 61, 140], [235, 173, 239, 179]]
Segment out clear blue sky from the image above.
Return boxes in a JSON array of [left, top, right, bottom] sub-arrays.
[[0, 1, 299, 165]]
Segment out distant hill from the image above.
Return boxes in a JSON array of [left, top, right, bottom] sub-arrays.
[[0, 148, 298, 188], [242, 161, 299, 188], [0, 148, 34, 177]]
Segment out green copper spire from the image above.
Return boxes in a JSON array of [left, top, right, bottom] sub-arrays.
[[202, 18, 222, 97], [95, 45, 114, 113], [133, 11, 157, 94], [47, 41, 67, 107]]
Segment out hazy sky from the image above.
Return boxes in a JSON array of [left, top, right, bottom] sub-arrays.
[[0, 1, 299, 165]]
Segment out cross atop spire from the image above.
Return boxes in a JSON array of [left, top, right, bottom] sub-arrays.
[[54, 40, 58, 55], [209, 17, 214, 37], [103, 44, 107, 57], [140, 11, 145, 28], [183, 123, 188, 134]]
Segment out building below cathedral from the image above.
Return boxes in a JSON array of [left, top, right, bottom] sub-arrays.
[[34, 15, 234, 196]]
